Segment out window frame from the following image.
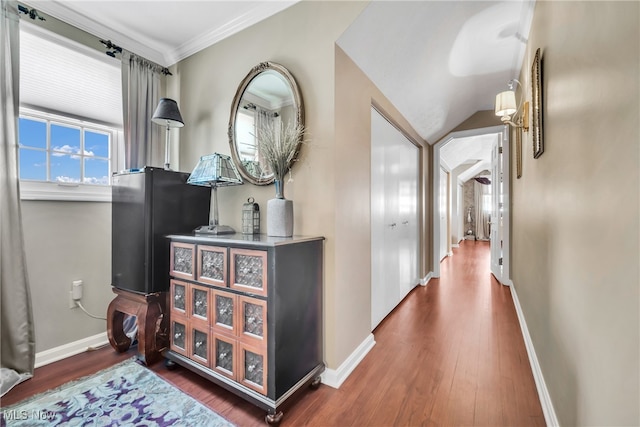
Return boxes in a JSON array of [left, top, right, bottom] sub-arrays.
[[18, 108, 123, 202]]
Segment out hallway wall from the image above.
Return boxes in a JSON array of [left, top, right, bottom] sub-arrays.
[[511, 1, 639, 425]]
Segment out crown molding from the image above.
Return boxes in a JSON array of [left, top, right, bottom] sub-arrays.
[[22, 0, 168, 66], [168, 1, 297, 65], [24, 0, 298, 67]]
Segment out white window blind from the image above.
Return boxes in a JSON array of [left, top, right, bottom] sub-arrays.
[[19, 24, 123, 127]]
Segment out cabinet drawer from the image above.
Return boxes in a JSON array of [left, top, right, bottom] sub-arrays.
[[238, 295, 267, 348], [170, 280, 188, 316], [239, 342, 267, 395], [230, 248, 268, 297], [170, 316, 189, 357], [211, 289, 238, 336], [212, 332, 237, 380], [197, 245, 227, 287], [189, 283, 211, 327], [190, 324, 210, 367], [170, 242, 196, 280]]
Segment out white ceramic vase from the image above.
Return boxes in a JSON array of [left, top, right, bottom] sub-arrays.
[[267, 180, 293, 237]]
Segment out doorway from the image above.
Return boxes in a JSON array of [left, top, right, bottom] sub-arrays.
[[432, 125, 510, 285]]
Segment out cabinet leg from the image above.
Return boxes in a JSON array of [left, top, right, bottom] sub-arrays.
[[310, 375, 322, 390], [265, 411, 283, 425], [107, 302, 131, 352], [165, 359, 177, 370]]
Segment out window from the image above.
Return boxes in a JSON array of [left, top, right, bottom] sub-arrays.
[[19, 23, 122, 201], [19, 112, 115, 186]]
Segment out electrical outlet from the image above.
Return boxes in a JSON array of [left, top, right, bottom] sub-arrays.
[[69, 290, 78, 309], [72, 280, 83, 300], [69, 280, 83, 309]]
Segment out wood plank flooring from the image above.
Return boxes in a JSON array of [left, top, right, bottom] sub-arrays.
[[2, 241, 545, 426]]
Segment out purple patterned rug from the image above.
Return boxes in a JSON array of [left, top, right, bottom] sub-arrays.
[[0, 358, 234, 426]]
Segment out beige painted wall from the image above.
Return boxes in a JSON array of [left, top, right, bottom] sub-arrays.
[[334, 46, 430, 363], [450, 110, 502, 133], [21, 201, 112, 352], [172, 1, 431, 370], [172, 1, 369, 369], [512, 1, 639, 425]]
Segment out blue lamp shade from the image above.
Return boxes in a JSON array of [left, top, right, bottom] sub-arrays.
[[187, 153, 243, 235], [187, 153, 243, 187]]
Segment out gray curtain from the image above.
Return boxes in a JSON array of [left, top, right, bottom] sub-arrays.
[[121, 50, 162, 170], [1, 0, 36, 397], [474, 180, 491, 240]]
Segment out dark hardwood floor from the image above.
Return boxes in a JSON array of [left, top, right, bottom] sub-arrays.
[[2, 241, 545, 426]]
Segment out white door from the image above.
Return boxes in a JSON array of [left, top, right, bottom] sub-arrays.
[[398, 139, 419, 296], [490, 129, 510, 283], [457, 183, 463, 245], [371, 107, 419, 329], [439, 167, 449, 261]]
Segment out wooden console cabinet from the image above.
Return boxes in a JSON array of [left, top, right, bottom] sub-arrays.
[[164, 234, 324, 424]]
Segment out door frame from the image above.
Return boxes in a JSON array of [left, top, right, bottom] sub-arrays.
[[432, 125, 510, 283]]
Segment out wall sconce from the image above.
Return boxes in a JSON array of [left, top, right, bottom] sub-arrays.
[[495, 79, 529, 132]]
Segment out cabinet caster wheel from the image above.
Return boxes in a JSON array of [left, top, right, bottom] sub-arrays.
[[165, 359, 177, 370], [310, 375, 322, 390], [265, 411, 283, 425]]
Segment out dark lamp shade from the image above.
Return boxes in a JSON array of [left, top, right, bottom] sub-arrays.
[[151, 98, 184, 128]]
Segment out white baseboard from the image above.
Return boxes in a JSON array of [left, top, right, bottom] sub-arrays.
[[419, 272, 434, 287], [321, 333, 375, 389], [510, 284, 560, 427], [35, 332, 109, 368]]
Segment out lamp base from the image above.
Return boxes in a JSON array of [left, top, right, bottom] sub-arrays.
[[194, 224, 236, 235]]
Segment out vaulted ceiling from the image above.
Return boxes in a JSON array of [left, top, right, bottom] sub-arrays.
[[24, 0, 534, 153]]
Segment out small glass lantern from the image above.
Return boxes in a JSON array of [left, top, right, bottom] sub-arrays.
[[242, 197, 260, 235]]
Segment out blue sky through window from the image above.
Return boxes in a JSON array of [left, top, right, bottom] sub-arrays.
[[19, 116, 111, 185]]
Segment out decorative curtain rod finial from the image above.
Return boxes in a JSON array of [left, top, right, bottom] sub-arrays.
[[18, 5, 45, 21]]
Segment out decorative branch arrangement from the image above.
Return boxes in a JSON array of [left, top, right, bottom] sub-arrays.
[[256, 121, 305, 182]]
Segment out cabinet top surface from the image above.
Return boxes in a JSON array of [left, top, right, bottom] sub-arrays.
[[166, 233, 324, 248]]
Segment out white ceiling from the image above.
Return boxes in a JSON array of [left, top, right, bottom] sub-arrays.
[[337, 0, 534, 143], [23, 0, 535, 161], [24, 0, 299, 66]]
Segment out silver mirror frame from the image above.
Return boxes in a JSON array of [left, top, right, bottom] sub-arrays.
[[228, 62, 304, 186]]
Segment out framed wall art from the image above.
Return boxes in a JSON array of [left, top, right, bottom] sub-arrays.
[[531, 48, 543, 158], [516, 127, 522, 178]]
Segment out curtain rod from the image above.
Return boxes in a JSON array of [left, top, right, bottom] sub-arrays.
[[99, 39, 172, 76], [17, 3, 172, 76]]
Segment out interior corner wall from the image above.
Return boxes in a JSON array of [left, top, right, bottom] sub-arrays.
[[334, 45, 430, 364], [171, 1, 367, 370], [512, 1, 639, 425], [21, 201, 112, 352]]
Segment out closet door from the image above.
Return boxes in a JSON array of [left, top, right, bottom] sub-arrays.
[[371, 107, 419, 330], [371, 108, 396, 329], [398, 139, 419, 296]]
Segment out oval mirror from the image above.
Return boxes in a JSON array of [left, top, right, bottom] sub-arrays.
[[228, 62, 304, 185]]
